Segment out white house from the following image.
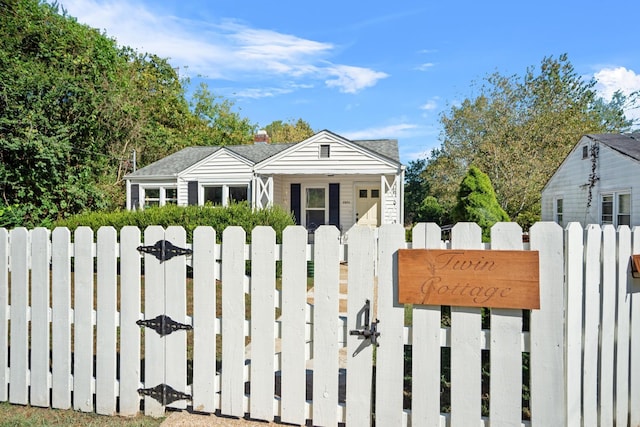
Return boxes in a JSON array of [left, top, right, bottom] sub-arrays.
[[541, 133, 640, 227], [124, 130, 405, 232]]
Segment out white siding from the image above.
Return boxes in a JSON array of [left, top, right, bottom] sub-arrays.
[[276, 175, 387, 231], [542, 137, 640, 227], [177, 151, 253, 205], [258, 137, 398, 175]]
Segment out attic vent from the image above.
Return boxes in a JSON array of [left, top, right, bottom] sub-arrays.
[[320, 144, 330, 158], [582, 145, 589, 159]]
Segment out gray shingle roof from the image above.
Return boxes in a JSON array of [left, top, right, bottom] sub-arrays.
[[586, 133, 640, 161], [126, 134, 401, 178]]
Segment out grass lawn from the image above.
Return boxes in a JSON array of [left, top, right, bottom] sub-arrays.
[[0, 402, 164, 427]]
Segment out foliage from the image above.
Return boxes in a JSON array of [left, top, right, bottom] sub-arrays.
[[187, 82, 257, 146], [403, 159, 430, 224], [0, 0, 258, 227], [453, 166, 509, 241], [264, 119, 315, 143], [423, 54, 636, 229], [54, 203, 295, 242]]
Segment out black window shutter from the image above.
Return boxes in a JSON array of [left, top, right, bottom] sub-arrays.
[[130, 184, 139, 209], [329, 183, 340, 227], [290, 183, 301, 225], [188, 181, 198, 205]]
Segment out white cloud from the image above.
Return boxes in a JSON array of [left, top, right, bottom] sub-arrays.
[[594, 67, 640, 99], [60, 0, 387, 94], [340, 123, 418, 140], [594, 67, 640, 124], [325, 65, 389, 94], [415, 63, 435, 71], [420, 99, 438, 111]]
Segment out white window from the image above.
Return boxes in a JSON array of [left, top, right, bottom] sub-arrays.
[[555, 198, 563, 225], [305, 187, 326, 231], [202, 184, 249, 207], [203, 186, 223, 205], [601, 192, 631, 227], [319, 144, 330, 159], [142, 186, 177, 208]]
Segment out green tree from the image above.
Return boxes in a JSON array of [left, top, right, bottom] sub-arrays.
[[454, 166, 509, 241], [424, 54, 635, 229], [264, 119, 315, 143], [188, 82, 257, 147], [404, 159, 429, 224], [0, 0, 258, 226]]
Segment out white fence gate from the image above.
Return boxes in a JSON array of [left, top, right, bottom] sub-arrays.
[[0, 222, 639, 426]]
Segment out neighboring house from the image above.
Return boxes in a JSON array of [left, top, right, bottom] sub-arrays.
[[124, 130, 405, 233], [541, 133, 640, 228]]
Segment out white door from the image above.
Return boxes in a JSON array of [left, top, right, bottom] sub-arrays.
[[355, 186, 380, 227]]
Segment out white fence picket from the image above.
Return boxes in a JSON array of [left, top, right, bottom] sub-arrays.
[[410, 222, 443, 427], [565, 222, 583, 427], [345, 226, 375, 426], [630, 226, 640, 427], [119, 226, 142, 416], [375, 224, 407, 427], [74, 227, 95, 412], [312, 226, 341, 426], [9, 228, 29, 405], [529, 221, 565, 426], [30, 228, 50, 407], [51, 227, 72, 409], [599, 225, 616, 427], [221, 226, 246, 417], [0, 229, 7, 402], [192, 226, 217, 413], [164, 226, 188, 410], [2, 222, 640, 425], [489, 222, 524, 427], [96, 227, 118, 415], [583, 225, 601, 423], [279, 226, 308, 425], [449, 223, 482, 427], [143, 226, 166, 417], [616, 226, 631, 426], [250, 226, 276, 420]]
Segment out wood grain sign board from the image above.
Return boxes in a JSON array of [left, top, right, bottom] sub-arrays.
[[398, 249, 540, 309]]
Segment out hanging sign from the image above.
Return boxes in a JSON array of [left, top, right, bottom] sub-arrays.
[[398, 249, 540, 309]]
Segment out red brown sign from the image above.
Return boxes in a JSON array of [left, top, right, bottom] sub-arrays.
[[398, 249, 540, 309]]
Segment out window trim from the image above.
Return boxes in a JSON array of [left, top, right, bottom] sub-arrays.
[[555, 197, 563, 226], [140, 185, 178, 208], [319, 144, 330, 159], [200, 183, 250, 207], [303, 185, 328, 230], [600, 190, 631, 227]]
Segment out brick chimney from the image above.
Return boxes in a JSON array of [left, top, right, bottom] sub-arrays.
[[254, 130, 270, 144]]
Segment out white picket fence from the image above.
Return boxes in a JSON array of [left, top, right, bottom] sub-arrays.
[[0, 222, 638, 426]]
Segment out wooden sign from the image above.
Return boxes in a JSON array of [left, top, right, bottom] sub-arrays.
[[398, 249, 540, 309]]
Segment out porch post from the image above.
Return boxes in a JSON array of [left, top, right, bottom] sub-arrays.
[[253, 174, 274, 209]]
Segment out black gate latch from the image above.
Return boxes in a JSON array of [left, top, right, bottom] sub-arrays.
[[137, 314, 192, 337], [349, 299, 380, 347], [137, 239, 192, 262], [138, 383, 191, 406]]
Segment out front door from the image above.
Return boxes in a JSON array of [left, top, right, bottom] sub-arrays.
[[355, 185, 380, 227]]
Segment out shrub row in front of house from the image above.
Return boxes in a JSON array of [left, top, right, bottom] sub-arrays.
[[53, 202, 295, 243]]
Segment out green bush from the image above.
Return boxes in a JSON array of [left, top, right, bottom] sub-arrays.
[[53, 202, 295, 242]]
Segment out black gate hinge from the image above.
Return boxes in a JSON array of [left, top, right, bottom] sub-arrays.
[[137, 314, 192, 336], [138, 383, 191, 406], [137, 239, 192, 262], [349, 299, 380, 347]]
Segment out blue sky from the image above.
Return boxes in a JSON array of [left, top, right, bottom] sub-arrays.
[[60, 0, 640, 164]]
